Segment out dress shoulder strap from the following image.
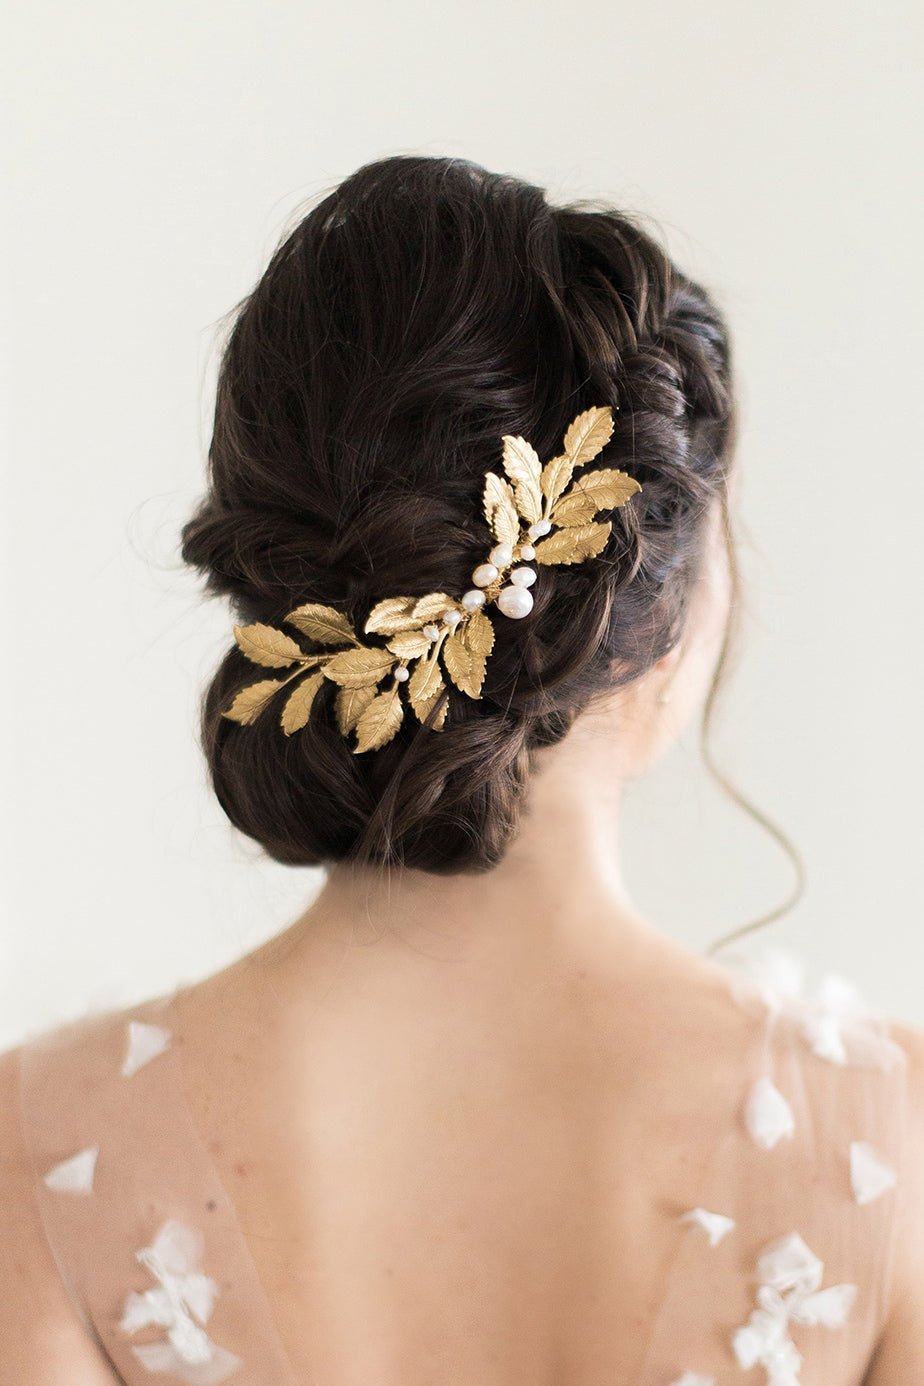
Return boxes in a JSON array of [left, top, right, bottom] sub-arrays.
[[17, 989, 300, 1385], [633, 942, 911, 1386]]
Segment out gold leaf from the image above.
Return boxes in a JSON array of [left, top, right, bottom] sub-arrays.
[[562, 405, 614, 467], [469, 654, 487, 699], [335, 682, 378, 735], [364, 596, 420, 636], [323, 645, 395, 688], [222, 677, 288, 725], [539, 452, 574, 514], [407, 646, 445, 724], [443, 634, 473, 698], [411, 592, 458, 623], [532, 520, 612, 566], [551, 469, 643, 527], [442, 630, 485, 698], [353, 685, 405, 754], [461, 607, 495, 658], [280, 668, 325, 735], [385, 629, 433, 659], [482, 472, 520, 548], [500, 435, 543, 524], [284, 603, 358, 646], [232, 623, 305, 668]]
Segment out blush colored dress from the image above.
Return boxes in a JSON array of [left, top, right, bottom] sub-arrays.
[[15, 942, 915, 1385]]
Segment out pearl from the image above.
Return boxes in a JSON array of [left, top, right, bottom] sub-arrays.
[[422, 623, 440, 640], [472, 562, 499, 587], [394, 666, 409, 682], [509, 566, 536, 588], [443, 608, 462, 628], [461, 589, 486, 611], [496, 584, 534, 619], [527, 519, 551, 538], [488, 542, 513, 568], [518, 544, 536, 560]]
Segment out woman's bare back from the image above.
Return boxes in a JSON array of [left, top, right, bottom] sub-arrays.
[[171, 922, 762, 1383], [4, 917, 922, 1385]]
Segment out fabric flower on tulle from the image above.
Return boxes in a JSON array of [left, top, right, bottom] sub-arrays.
[[731, 1232, 857, 1385], [849, 1140, 897, 1205], [678, 1207, 736, 1246], [121, 1020, 171, 1077], [744, 1075, 796, 1150], [727, 944, 905, 1071], [43, 1144, 99, 1195], [119, 1218, 241, 1384]]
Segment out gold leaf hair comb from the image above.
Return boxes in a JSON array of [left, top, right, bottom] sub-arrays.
[[221, 404, 642, 754]]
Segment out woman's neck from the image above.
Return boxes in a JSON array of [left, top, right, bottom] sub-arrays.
[[255, 714, 668, 981]]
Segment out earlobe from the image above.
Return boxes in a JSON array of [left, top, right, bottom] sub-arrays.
[[656, 682, 673, 707], [654, 641, 684, 706]]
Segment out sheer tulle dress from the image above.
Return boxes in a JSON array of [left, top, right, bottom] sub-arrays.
[[16, 941, 913, 1385]]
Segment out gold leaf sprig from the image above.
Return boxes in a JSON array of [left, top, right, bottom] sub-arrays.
[[221, 404, 641, 754]]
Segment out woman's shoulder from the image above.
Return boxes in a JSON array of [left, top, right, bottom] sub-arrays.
[[2, 986, 298, 1384], [0, 988, 186, 1381], [861, 1009, 924, 1379], [638, 939, 924, 1380], [0, 1017, 132, 1382]]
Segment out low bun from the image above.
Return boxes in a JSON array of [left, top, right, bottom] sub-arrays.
[[198, 647, 534, 873], [180, 155, 737, 874]]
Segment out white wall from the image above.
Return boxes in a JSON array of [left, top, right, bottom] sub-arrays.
[[3, 0, 922, 1046]]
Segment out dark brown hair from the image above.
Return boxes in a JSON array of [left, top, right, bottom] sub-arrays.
[[180, 155, 797, 934]]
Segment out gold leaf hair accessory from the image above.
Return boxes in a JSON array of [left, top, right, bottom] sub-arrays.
[[222, 404, 642, 754]]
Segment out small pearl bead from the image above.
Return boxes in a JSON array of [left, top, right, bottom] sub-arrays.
[[509, 566, 536, 588], [461, 589, 486, 611], [518, 543, 536, 560], [443, 609, 462, 628], [394, 666, 409, 682], [488, 542, 513, 568], [422, 623, 440, 640], [472, 562, 499, 587], [496, 584, 534, 619], [528, 519, 551, 538]]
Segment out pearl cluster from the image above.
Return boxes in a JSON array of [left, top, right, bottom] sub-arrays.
[[464, 517, 551, 619], [391, 519, 552, 681]]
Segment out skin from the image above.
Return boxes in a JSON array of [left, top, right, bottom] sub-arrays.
[[1, 496, 922, 1382]]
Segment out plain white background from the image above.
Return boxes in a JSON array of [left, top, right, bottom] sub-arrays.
[[2, 1, 922, 1047]]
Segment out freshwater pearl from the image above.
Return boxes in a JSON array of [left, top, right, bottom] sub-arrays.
[[394, 666, 409, 682], [422, 623, 440, 640], [496, 584, 534, 618], [527, 519, 551, 538], [488, 542, 513, 568], [472, 562, 499, 587], [518, 543, 536, 560], [509, 566, 536, 588], [461, 589, 486, 611], [443, 608, 462, 628]]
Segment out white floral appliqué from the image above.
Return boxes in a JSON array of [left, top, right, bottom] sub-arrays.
[[121, 1020, 171, 1077], [849, 1140, 897, 1205], [43, 1144, 99, 1194], [744, 1075, 796, 1150], [678, 1207, 736, 1246], [731, 1231, 857, 1385], [729, 944, 905, 1071], [120, 1218, 241, 1383]]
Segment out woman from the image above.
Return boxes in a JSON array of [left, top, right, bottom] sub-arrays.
[[2, 155, 921, 1384]]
